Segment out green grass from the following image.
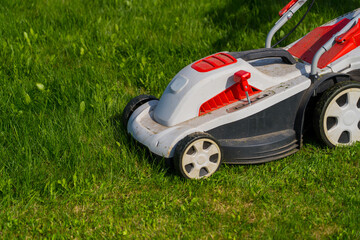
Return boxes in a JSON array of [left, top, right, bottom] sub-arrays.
[[0, 0, 359, 238]]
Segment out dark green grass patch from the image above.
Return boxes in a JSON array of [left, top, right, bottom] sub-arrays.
[[0, 0, 359, 238]]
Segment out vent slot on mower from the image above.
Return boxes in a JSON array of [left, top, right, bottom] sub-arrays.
[[192, 53, 237, 72]]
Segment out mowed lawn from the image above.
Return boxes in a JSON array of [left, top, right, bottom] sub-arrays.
[[0, 0, 359, 238]]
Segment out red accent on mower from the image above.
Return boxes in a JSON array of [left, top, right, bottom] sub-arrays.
[[199, 72, 260, 116], [319, 19, 360, 68], [235, 70, 252, 104], [192, 53, 237, 72], [288, 18, 351, 68], [279, 0, 299, 17]]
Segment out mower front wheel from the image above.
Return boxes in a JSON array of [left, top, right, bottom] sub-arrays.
[[174, 133, 222, 179], [122, 94, 158, 128]]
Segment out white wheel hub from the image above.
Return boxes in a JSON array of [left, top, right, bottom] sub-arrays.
[[343, 111, 356, 126], [324, 88, 360, 146], [196, 154, 207, 165], [181, 138, 221, 179]]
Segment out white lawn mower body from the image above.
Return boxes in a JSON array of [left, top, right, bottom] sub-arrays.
[[123, 1, 360, 179]]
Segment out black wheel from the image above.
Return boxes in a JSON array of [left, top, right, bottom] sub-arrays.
[[174, 132, 222, 179], [313, 81, 360, 147], [122, 94, 158, 128]]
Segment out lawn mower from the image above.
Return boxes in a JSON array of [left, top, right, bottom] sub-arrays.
[[123, 0, 360, 179]]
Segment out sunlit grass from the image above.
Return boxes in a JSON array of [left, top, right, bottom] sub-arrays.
[[0, 0, 359, 238]]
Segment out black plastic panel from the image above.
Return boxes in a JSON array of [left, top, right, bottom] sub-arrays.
[[207, 92, 305, 163], [228, 48, 297, 65], [208, 93, 304, 140], [220, 130, 298, 164]]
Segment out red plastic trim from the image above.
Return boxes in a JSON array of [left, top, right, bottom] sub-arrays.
[[199, 74, 261, 116], [279, 0, 299, 17], [288, 18, 351, 68], [192, 53, 237, 72], [318, 20, 360, 69], [234, 70, 251, 92]]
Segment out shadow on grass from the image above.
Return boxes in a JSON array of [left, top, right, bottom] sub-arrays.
[[205, 0, 278, 51], [109, 112, 177, 177], [205, 0, 358, 51]]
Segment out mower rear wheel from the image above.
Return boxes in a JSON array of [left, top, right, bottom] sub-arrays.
[[313, 81, 360, 147], [174, 133, 222, 179], [122, 94, 158, 128]]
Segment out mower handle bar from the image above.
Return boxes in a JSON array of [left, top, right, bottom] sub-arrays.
[[310, 13, 360, 77], [266, 0, 307, 48]]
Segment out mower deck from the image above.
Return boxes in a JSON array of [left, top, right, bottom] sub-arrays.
[[128, 68, 311, 162]]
